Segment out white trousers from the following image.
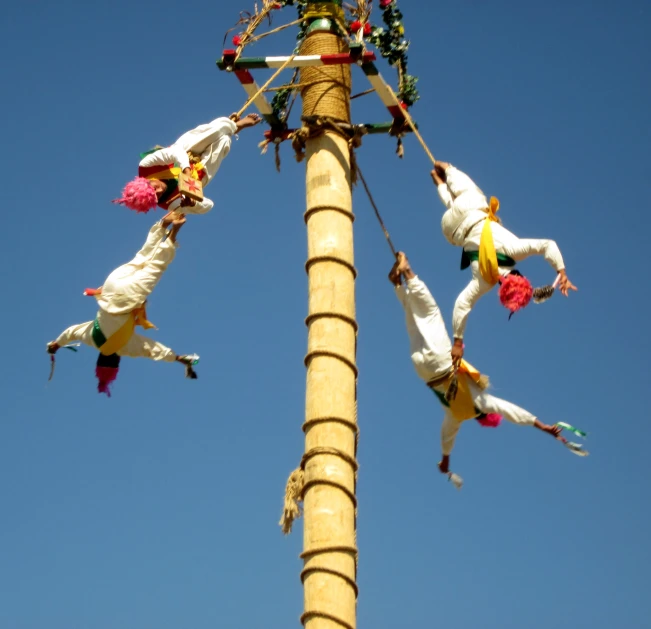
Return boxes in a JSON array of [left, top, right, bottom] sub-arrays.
[[173, 117, 237, 185], [395, 277, 536, 455], [54, 223, 177, 362]]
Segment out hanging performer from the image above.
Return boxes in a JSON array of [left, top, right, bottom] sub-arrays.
[[389, 251, 579, 475], [46, 214, 199, 397], [431, 161, 577, 363], [113, 113, 262, 215]]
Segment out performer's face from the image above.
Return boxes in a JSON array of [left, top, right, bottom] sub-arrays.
[[149, 179, 168, 199]]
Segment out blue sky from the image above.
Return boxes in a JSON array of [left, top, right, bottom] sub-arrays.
[[1, 0, 650, 627]]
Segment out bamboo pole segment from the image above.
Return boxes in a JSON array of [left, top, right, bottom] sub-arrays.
[[300, 25, 358, 629]]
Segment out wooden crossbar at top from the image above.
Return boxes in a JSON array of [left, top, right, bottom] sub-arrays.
[[218, 50, 376, 71]]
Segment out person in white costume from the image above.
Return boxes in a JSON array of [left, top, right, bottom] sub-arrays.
[[390, 251, 561, 475], [114, 113, 262, 215], [47, 214, 199, 396], [431, 161, 577, 363]]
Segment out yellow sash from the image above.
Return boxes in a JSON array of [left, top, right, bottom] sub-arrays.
[[145, 157, 205, 183], [99, 305, 156, 356], [444, 360, 487, 422], [478, 196, 501, 285]]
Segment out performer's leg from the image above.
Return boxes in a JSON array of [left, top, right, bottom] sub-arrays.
[[445, 166, 486, 199], [117, 216, 184, 303], [174, 118, 236, 156], [103, 222, 167, 289]]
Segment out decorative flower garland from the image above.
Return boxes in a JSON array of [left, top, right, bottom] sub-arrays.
[[364, 0, 419, 107], [232, 0, 419, 120]]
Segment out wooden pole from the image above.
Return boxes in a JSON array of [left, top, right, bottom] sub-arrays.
[[299, 18, 358, 629]]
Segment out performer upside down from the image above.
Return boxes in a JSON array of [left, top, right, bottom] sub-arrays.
[[47, 214, 199, 396], [390, 251, 562, 475], [114, 112, 262, 215], [431, 162, 577, 363]]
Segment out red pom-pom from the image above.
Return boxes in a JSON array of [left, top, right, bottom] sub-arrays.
[[349, 20, 362, 32], [477, 413, 502, 428], [363, 22, 372, 35], [380, 0, 393, 7], [400, 101, 408, 110], [498, 273, 533, 314], [233, 34, 242, 46]]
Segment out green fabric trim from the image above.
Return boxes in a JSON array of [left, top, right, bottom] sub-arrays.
[[460, 249, 516, 271], [139, 145, 165, 159], [91, 319, 107, 349]]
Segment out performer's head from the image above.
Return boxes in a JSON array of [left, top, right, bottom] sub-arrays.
[[112, 177, 161, 213], [498, 270, 533, 317], [95, 353, 120, 397]]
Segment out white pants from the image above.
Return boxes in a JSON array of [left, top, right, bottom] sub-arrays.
[[395, 277, 453, 382], [395, 277, 536, 455], [55, 223, 177, 362], [173, 117, 237, 185]]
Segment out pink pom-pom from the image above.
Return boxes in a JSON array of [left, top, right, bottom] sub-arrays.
[[112, 177, 158, 213], [477, 413, 502, 428], [498, 273, 533, 314], [95, 366, 118, 397]]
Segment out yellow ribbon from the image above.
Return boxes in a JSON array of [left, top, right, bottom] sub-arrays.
[[478, 196, 501, 286], [99, 305, 156, 356]]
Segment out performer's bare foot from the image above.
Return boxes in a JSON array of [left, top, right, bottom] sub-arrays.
[[235, 113, 262, 131]]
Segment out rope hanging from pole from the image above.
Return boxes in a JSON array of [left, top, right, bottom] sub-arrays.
[[356, 164, 398, 258]]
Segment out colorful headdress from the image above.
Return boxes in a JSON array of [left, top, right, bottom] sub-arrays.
[[498, 270, 533, 318], [112, 177, 158, 213]]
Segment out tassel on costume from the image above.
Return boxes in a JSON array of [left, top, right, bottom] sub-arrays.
[[533, 284, 555, 304]]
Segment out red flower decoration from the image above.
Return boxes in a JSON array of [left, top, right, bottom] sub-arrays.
[[380, 0, 393, 7], [233, 34, 243, 46], [272, 2, 282, 8], [400, 101, 408, 110], [349, 20, 372, 35]]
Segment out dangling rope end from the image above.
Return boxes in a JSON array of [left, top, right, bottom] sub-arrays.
[[279, 467, 305, 535]]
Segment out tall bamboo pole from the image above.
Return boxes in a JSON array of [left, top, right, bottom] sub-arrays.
[[298, 12, 358, 629]]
